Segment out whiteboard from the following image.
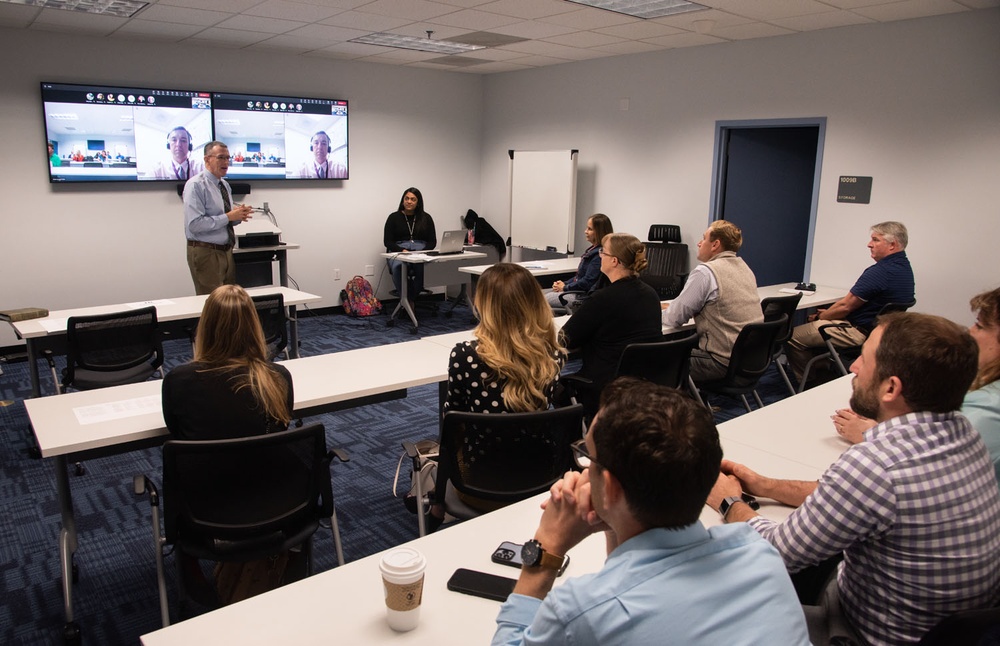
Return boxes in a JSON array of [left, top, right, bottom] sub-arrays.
[[509, 150, 578, 253]]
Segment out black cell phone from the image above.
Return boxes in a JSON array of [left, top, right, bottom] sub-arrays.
[[492, 541, 570, 576], [447, 568, 517, 602]]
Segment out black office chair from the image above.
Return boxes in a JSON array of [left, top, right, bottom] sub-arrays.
[[133, 423, 349, 627], [251, 293, 288, 360], [46, 306, 164, 395], [760, 293, 802, 397], [640, 224, 688, 300], [409, 404, 585, 537], [552, 273, 610, 315], [615, 332, 699, 391], [798, 300, 915, 391], [693, 316, 787, 413], [917, 606, 1000, 646]]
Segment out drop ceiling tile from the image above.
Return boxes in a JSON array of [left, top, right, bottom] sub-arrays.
[[112, 17, 206, 39], [320, 9, 411, 30], [851, 0, 968, 21], [355, 0, 460, 21], [475, 0, 578, 20], [243, 0, 343, 21], [187, 26, 273, 47], [642, 31, 728, 48], [0, 3, 40, 28], [138, 4, 232, 27], [712, 21, 796, 39], [770, 9, 875, 30], [543, 30, 625, 48], [539, 7, 637, 30], [214, 14, 307, 34]]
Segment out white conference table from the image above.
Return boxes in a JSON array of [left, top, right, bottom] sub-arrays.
[[380, 250, 488, 331], [25, 335, 452, 635], [12, 286, 321, 398], [140, 376, 853, 645]]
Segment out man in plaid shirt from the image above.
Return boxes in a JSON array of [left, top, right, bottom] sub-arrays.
[[708, 312, 1000, 645]]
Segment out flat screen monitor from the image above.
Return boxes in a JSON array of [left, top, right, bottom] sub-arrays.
[[211, 91, 348, 181], [41, 81, 213, 183]]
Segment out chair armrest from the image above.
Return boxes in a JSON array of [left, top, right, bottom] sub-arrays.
[[817, 322, 853, 343], [133, 474, 160, 505]]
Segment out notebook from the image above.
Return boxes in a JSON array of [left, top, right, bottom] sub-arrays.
[[424, 230, 466, 256]]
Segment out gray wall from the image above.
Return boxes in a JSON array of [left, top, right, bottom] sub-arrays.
[[0, 26, 484, 345], [2, 9, 998, 347], [480, 9, 1000, 325]]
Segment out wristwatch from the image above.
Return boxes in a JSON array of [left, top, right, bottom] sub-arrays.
[[719, 496, 744, 519], [521, 539, 565, 571]]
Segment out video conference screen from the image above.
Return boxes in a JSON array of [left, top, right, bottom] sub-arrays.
[[41, 82, 213, 183], [41, 82, 349, 184], [212, 91, 349, 181]]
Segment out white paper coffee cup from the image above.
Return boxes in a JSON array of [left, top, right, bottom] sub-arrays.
[[379, 547, 427, 632]]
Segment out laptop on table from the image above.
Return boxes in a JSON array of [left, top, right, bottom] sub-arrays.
[[424, 230, 466, 256]]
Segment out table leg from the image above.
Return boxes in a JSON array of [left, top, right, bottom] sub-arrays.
[[28, 338, 41, 398], [55, 455, 78, 626], [389, 263, 419, 330], [277, 249, 288, 288], [288, 305, 300, 359]]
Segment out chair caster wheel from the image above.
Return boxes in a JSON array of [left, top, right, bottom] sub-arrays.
[[386, 320, 395, 328], [63, 621, 81, 643], [409, 327, 418, 335], [74, 462, 86, 476]]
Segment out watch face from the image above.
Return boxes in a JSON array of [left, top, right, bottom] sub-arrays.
[[521, 540, 541, 567]]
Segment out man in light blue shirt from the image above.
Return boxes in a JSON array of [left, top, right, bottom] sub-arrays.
[[182, 140, 253, 295], [493, 377, 810, 646]]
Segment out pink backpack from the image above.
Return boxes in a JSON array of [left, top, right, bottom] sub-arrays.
[[341, 276, 382, 317]]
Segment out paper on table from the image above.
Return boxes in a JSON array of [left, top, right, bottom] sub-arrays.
[[126, 299, 175, 309], [73, 395, 162, 425], [522, 263, 548, 269], [40, 318, 69, 333], [779, 287, 815, 295]]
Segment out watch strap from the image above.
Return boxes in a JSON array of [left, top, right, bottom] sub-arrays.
[[719, 495, 743, 519]]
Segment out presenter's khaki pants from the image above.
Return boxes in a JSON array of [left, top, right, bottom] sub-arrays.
[[187, 245, 235, 295]]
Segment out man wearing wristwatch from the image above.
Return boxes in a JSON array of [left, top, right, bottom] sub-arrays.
[[492, 377, 809, 646], [707, 313, 1000, 646]]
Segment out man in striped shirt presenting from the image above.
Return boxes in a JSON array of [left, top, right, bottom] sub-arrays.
[[708, 312, 1000, 645]]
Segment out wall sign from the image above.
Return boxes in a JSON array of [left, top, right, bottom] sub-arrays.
[[837, 176, 872, 204]]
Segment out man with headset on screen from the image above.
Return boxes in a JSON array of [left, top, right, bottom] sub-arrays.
[[152, 126, 204, 180], [298, 130, 347, 179], [182, 140, 253, 295]]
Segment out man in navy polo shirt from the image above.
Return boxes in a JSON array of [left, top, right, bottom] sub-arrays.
[[787, 221, 914, 381]]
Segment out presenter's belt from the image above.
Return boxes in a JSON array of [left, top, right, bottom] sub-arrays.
[[187, 240, 232, 252]]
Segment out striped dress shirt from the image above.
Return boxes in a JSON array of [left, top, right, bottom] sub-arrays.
[[749, 411, 1000, 646]]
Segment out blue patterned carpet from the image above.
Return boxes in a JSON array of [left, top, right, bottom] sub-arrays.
[[0, 302, 793, 645]]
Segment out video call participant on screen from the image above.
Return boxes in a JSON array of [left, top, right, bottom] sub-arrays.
[[152, 126, 203, 180], [492, 377, 810, 646], [298, 131, 346, 179], [47, 141, 61, 166], [383, 187, 436, 299], [182, 141, 253, 295]]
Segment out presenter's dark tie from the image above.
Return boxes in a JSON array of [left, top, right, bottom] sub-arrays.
[[218, 181, 235, 247]]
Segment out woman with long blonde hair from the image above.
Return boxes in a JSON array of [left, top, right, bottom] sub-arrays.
[[445, 263, 565, 413], [162, 284, 293, 439]]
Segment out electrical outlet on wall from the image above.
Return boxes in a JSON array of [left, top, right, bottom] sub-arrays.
[[334, 269, 341, 280], [364, 265, 374, 276]]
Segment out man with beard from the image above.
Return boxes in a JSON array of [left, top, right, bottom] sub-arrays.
[[707, 312, 1000, 646]]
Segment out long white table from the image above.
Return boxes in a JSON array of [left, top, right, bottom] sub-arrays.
[[380, 251, 487, 331], [12, 286, 321, 397], [24, 335, 453, 636], [140, 376, 853, 645]]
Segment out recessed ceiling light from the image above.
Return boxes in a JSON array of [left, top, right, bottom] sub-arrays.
[[0, 0, 148, 18], [349, 33, 486, 55], [566, 0, 708, 20]]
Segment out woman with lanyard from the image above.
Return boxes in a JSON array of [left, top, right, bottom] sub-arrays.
[[383, 187, 437, 300]]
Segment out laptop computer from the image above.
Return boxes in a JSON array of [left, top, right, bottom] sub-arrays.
[[424, 230, 466, 256]]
